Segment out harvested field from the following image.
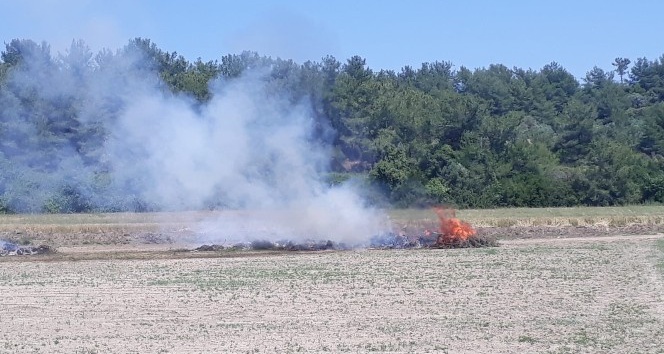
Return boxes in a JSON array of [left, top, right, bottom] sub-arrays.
[[2, 231, 664, 353]]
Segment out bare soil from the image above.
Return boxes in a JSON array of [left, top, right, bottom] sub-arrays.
[[1, 226, 663, 353]]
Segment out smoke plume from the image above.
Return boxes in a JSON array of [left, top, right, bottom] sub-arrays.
[[0, 40, 389, 246]]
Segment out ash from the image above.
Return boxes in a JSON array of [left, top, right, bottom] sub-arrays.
[[192, 232, 445, 252], [195, 239, 343, 252], [191, 230, 497, 252], [0, 240, 54, 256]]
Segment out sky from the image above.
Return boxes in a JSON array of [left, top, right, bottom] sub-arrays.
[[1, 0, 663, 79]]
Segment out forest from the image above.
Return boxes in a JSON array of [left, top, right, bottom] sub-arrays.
[[1, 37, 664, 213]]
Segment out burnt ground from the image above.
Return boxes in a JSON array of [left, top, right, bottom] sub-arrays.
[[1, 223, 663, 250], [0, 224, 661, 263], [3, 223, 663, 246]]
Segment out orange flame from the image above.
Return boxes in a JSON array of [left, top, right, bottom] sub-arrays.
[[433, 206, 476, 244]]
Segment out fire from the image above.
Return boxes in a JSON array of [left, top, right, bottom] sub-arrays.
[[432, 206, 476, 244]]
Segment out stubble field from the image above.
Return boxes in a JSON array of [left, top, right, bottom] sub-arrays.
[[1, 207, 664, 353]]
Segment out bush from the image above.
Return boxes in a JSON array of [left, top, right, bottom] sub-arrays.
[[42, 185, 92, 213]]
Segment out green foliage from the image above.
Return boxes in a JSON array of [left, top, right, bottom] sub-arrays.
[[637, 103, 664, 156], [612, 57, 631, 83], [43, 185, 92, 213], [2, 37, 664, 210], [424, 177, 450, 203]]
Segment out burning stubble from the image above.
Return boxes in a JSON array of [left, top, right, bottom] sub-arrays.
[[425, 206, 497, 248]]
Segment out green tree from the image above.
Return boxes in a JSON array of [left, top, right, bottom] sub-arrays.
[[554, 100, 595, 164], [329, 55, 377, 166], [584, 66, 613, 89], [637, 103, 664, 156], [612, 57, 631, 83]]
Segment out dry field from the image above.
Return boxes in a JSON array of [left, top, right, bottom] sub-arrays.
[[1, 207, 664, 353]]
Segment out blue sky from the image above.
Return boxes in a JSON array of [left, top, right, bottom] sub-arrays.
[[1, 0, 663, 79]]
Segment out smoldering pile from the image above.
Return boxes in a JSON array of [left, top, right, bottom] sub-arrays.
[[189, 207, 498, 252], [369, 231, 497, 249], [194, 239, 342, 252], [191, 230, 497, 252], [0, 240, 54, 257], [365, 206, 498, 249]]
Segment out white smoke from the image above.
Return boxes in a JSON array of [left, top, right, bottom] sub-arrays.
[[110, 73, 388, 245], [0, 40, 389, 246]]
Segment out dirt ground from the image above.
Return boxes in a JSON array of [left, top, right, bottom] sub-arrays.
[[0, 225, 663, 354]]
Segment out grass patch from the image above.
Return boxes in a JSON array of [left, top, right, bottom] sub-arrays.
[[479, 248, 499, 255], [656, 239, 664, 275], [517, 335, 537, 344]]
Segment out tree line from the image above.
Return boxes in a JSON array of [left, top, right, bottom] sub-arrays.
[[1, 37, 664, 212]]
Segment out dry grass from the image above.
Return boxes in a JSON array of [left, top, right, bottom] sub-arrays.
[[388, 205, 664, 230], [2, 206, 664, 248], [1, 235, 663, 353], [0, 212, 205, 246], [2, 205, 663, 235], [0, 212, 199, 233]]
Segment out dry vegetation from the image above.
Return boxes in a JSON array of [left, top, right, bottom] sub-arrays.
[[2, 206, 664, 247], [1, 207, 664, 353], [391, 205, 664, 228]]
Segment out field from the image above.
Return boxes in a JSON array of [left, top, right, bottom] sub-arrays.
[[1, 207, 664, 353]]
